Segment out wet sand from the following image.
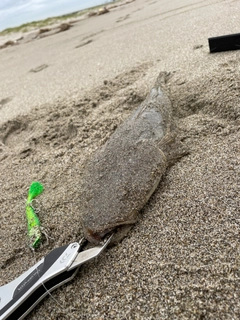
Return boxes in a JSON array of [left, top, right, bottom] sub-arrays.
[[0, 0, 239, 319]]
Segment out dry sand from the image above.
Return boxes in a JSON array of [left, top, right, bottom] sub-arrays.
[[0, 0, 239, 319]]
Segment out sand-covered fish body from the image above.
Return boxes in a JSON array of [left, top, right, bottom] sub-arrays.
[[80, 73, 176, 243]]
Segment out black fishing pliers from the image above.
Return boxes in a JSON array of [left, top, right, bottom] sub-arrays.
[[0, 234, 113, 320]]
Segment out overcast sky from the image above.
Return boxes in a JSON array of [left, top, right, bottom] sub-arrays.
[[0, 0, 111, 31]]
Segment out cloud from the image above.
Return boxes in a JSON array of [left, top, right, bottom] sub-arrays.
[[0, 0, 65, 29], [0, 1, 63, 19], [0, 0, 16, 11], [0, 1, 34, 18]]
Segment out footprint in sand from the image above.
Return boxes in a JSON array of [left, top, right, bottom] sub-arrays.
[[30, 64, 49, 73], [116, 14, 130, 23], [0, 119, 32, 158], [0, 97, 12, 109], [75, 39, 93, 48]]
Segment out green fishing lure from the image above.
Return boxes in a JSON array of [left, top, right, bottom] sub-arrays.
[[26, 181, 44, 249]]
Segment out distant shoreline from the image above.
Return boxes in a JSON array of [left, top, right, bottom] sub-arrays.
[[0, 0, 135, 47], [0, 0, 126, 36]]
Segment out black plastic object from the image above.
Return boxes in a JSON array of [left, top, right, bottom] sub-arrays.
[[208, 32, 240, 53]]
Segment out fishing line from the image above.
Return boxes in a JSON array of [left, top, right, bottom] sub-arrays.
[[30, 236, 79, 320], [29, 227, 79, 319], [26, 181, 78, 319], [31, 247, 66, 311]]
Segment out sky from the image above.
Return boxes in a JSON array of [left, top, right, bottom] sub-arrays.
[[0, 0, 112, 31]]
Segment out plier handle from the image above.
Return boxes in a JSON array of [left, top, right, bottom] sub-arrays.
[[0, 234, 113, 320]]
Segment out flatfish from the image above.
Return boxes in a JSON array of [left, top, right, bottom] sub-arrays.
[[80, 72, 182, 244]]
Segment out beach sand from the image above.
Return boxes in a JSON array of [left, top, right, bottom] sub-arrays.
[[0, 0, 239, 319]]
